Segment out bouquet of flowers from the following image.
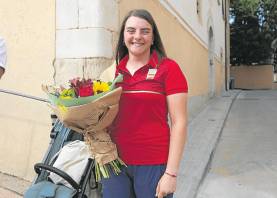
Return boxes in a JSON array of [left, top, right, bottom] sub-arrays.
[[42, 74, 125, 181]]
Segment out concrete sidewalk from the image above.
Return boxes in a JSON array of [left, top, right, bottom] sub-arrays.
[[0, 171, 30, 198], [175, 90, 239, 198], [0, 187, 22, 198], [1, 90, 239, 198]]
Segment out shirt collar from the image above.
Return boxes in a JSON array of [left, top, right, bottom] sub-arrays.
[[117, 50, 159, 74]]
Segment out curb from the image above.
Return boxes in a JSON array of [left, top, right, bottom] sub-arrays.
[[175, 90, 240, 198], [197, 91, 239, 192]]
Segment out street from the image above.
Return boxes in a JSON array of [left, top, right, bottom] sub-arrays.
[[196, 90, 277, 198]]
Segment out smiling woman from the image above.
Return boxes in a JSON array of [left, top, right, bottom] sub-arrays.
[[101, 9, 189, 198], [123, 16, 153, 68], [116, 9, 166, 66]]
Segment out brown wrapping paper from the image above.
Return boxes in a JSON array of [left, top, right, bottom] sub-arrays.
[[52, 87, 122, 166]]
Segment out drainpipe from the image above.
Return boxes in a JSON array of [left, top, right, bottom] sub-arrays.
[[225, 0, 230, 91], [224, 0, 228, 91], [54, 0, 119, 85]]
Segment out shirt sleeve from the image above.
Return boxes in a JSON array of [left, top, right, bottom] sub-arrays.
[[0, 38, 7, 69], [164, 60, 188, 95]]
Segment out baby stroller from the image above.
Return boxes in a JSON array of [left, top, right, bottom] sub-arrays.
[[24, 115, 102, 198]]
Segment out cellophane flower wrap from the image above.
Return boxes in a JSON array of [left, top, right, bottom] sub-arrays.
[[42, 74, 125, 181]]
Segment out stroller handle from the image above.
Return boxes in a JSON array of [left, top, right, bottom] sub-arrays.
[[34, 163, 81, 191]]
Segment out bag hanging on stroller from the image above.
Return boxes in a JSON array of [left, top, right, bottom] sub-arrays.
[[48, 140, 91, 188], [24, 118, 101, 198]]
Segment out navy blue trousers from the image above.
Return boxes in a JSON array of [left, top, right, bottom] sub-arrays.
[[101, 165, 173, 198]]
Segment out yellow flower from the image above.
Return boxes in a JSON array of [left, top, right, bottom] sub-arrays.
[[93, 80, 110, 95], [58, 104, 68, 114], [59, 95, 73, 99], [59, 88, 75, 99]]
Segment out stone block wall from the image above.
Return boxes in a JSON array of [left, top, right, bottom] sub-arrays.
[[55, 0, 119, 84]]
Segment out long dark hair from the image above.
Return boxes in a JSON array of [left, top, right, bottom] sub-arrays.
[[115, 9, 167, 65]]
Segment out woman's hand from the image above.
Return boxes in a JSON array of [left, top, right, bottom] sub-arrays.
[[155, 173, 177, 198]]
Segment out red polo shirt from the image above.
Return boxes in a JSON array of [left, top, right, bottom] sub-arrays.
[[110, 51, 188, 165]]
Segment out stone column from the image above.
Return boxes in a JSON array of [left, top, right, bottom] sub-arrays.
[[54, 0, 119, 85]]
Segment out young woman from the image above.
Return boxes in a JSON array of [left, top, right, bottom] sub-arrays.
[[102, 9, 188, 198]]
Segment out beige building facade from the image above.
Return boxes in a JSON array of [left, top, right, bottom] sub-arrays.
[[0, 0, 229, 190], [0, 0, 55, 183]]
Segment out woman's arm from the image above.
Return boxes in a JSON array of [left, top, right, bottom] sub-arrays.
[[156, 92, 188, 198]]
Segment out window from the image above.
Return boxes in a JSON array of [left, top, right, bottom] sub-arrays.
[[220, 47, 224, 62], [196, 0, 202, 23], [222, 0, 225, 20], [196, 0, 201, 14]]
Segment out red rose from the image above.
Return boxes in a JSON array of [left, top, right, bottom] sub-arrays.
[[79, 85, 93, 97]]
